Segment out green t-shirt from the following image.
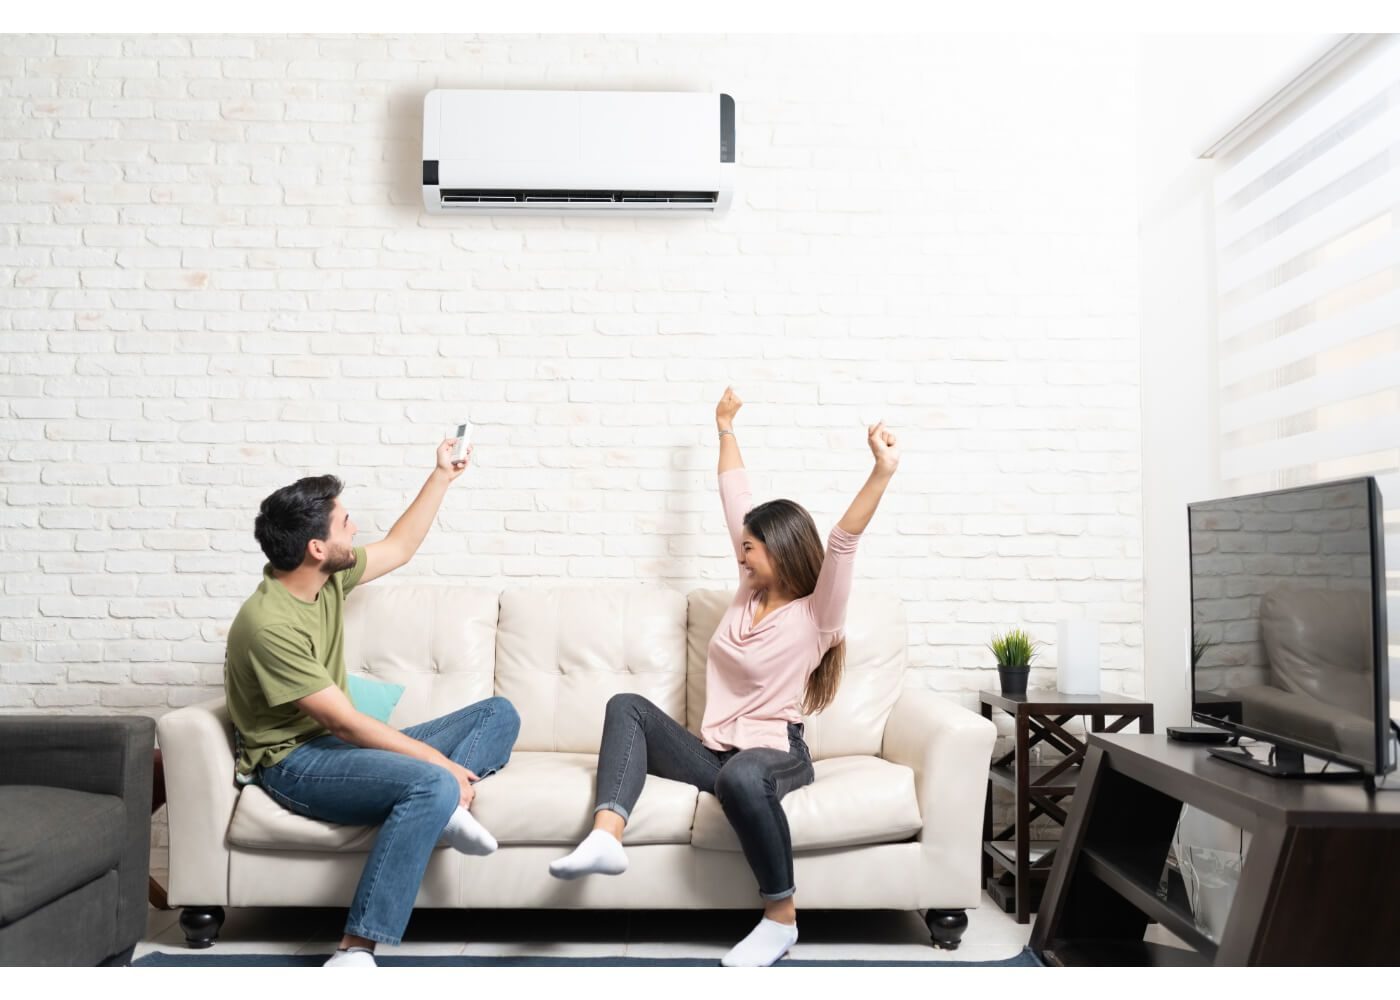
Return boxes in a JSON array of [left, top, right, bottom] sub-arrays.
[[224, 546, 368, 779]]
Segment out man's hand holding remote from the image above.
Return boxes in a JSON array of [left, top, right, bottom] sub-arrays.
[[438, 436, 472, 481]]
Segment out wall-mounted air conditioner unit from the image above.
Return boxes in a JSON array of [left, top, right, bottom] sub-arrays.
[[422, 90, 735, 215]]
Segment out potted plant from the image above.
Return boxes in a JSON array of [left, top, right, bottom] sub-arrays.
[[988, 628, 1041, 696]]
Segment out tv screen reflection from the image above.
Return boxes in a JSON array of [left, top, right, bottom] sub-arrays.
[[1190, 481, 1376, 762]]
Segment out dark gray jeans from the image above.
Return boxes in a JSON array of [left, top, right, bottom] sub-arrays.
[[594, 692, 814, 900]]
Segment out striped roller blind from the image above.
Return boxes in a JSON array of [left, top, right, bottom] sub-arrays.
[[1213, 34, 1400, 687]]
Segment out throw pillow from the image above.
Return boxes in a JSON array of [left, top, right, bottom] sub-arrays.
[[347, 674, 405, 724]]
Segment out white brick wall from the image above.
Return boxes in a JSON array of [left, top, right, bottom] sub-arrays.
[[1, 34, 1143, 725]]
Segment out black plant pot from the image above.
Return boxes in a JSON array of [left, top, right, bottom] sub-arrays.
[[997, 665, 1029, 696]]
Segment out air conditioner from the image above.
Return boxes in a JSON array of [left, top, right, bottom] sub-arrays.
[[422, 90, 735, 215]]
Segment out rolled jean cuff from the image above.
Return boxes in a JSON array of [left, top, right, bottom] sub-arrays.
[[344, 923, 403, 947], [759, 885, 796, 901], [594, 801, 631, 823]]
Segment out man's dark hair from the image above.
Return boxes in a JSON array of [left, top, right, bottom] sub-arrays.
[[253, 475, 344, 572]]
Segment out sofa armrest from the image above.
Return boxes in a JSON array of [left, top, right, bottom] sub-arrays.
[[0, 714, 154, 797], [0, 714, 155, 952], [156, 697, 238, 907], [881, 689, 997, 907]]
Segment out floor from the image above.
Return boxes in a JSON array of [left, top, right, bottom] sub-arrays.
[[136, 874, 1035, 964]]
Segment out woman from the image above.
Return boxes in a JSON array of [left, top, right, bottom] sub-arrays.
[[549, 386, 899, 966]]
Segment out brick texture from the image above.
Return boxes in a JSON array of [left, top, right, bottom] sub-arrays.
[[0, 34, 1143, 865]]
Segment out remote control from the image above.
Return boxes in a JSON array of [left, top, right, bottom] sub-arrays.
[[450, 422, 473, 464]]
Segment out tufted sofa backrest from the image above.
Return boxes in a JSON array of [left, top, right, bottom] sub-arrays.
[[343, 584, 904, 758]]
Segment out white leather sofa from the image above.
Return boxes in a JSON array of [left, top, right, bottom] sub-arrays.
[[157, 584, 996, 950]]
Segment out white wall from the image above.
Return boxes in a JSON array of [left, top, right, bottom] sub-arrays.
[[1136, 33, 1336, 727], [0, 34, 1142, 722]]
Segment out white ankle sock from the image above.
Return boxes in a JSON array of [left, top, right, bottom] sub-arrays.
[[720, 917, 798, 967], [439, 805, 497, 856], [548, 828, 629, 880], [324, 946, 377, 967]]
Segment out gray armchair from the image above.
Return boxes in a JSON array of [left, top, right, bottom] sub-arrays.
[[0, 715, 155, 966]]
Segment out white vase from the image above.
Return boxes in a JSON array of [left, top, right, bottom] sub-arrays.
[[1056, 619, 1100, 695]]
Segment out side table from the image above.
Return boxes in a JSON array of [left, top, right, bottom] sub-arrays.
[[979, 689, 1154, 923]]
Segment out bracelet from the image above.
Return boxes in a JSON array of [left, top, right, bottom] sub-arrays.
[[718, 428, 735, 439]]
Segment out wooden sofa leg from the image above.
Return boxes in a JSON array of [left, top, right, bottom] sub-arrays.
[[179, 905, 226, 949], [926, 908, 968, 950]]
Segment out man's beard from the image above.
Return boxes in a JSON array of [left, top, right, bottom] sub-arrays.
[[320, 545, 356, 574]]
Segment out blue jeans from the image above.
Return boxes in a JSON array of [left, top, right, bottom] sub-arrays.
[[256, 696, 520, 945], [594, 693, 814, 900]]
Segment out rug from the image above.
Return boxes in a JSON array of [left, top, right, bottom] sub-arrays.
[[134, 948, 1042, 967]]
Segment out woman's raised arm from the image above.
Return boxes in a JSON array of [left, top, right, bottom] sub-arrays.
[[715, 386, 752, 564], [716, 385, 744, 474], [837, 422, 899, 535], [808, 423, 900, 631]]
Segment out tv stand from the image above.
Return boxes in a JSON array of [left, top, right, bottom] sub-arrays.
[[1031, 733, 1400, 965], [1206, 744, 1366, 781]]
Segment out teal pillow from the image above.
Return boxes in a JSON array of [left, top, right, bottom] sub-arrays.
[[347, 674, 405, 724]]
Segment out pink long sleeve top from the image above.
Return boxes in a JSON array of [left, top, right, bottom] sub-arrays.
[[699, 468, 861, 753]]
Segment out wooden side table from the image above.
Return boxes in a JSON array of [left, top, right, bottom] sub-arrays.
[[979, 689, 1154, 924]]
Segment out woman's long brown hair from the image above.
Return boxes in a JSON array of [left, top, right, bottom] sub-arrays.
[[742, 499, 845, 715]]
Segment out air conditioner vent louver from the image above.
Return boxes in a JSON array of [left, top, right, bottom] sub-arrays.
[[439, 189, 719, 209], [423, 90, 735, 216]]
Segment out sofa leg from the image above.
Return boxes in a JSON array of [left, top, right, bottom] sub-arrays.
[[179, 905, 226, 949], [926, 908, 968, 951]]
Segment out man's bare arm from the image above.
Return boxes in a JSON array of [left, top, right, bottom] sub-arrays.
[[295, 685, 478, 805], [362, 438, 471, 584]]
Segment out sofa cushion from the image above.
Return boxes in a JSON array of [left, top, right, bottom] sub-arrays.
[[0, 786, 125, 925], [226, 751, 699, 853], [690, 755, 922, 853], [470, 752, 698, 846], [495, 587, 689, 753], [342, 585, 500, 728], [227, 785, 380, 853]]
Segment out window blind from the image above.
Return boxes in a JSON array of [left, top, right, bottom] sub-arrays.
[[1213, 34, 1400, 686]]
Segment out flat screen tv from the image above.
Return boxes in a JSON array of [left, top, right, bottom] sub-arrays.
[[1188, 477, 1392, 779]]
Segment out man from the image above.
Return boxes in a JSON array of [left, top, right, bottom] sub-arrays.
[[225, 438, 519, 967]]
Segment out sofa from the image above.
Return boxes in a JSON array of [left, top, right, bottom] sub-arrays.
[[0, 715, 155, 966], [157, 584, 996, 950]]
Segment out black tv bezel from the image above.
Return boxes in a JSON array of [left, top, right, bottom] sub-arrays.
[[1187, 476, 1392, 777]]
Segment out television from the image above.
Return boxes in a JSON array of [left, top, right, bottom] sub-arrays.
[[1188, 477, 1392, 780]]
